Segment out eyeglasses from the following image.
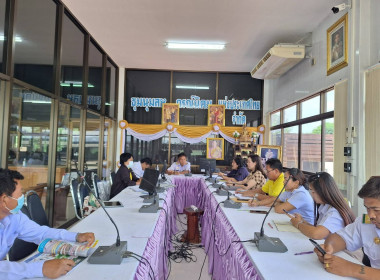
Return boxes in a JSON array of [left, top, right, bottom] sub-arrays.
[[266, 169, 275, 174]]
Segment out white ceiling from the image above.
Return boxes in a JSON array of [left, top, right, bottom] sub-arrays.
[[61, 0, 334, 72]]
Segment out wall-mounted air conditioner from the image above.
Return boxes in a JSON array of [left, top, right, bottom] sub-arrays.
[[250, 44, 305, 79]]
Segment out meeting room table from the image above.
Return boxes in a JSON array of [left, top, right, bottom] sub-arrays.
[[27, 175, 360, 280]]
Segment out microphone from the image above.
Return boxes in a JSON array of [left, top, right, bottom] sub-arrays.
[[161, 160, 167, 181], [222, 185, 242, 209], [253, 176, 291, 253], [75, 167, 127, 264]]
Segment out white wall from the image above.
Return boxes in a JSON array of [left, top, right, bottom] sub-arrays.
[[263, 0, 380, 216], [264, 11, 351, 113]]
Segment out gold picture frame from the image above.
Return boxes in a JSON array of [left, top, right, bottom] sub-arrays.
[[206, 138, 224, 160], [208, 104, 225, 126], [257, 145, 282, 164], [327, 13, 348, 76], [161, 103, 179, 125]]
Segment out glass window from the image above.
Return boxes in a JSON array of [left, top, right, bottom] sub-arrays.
[[172, 72, 216, 125], [103, 118, 115, 179], [105, 59, 116, 117], [283, 126, 298, 168], [301, 96, 320, 119], [54, 103, 80, 227], [60, 13, 84, 105], [325, 90, 334, 112], [13, 0, 56, 92], [0, 0, 6, 72], [85, 112, 100, 172], [323, 118, 334, 175], [270, 129, 282, 146], [87, 41, 103, 112], [0, 79, 6, 161], [126, 134, 169, 166], [8, 85, 52, 209], [271, 111, 280, 127], [301, 121, 322, 173], [283, 105, 297, 123]]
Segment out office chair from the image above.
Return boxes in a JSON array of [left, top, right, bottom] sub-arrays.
[[8, 206, 38, 261], [110, 171, 116, 186], [70, 178, 84, 219], [25, 190, 49, 227], [92, 172, 100, 199]]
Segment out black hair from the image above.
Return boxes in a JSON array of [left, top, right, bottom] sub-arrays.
[[286, 168, 307, 188], [177, 152, 187, 159], [120, 153, 133, 165], [232, 156, 244, 169], [0, 168, 24, 196], [141, 157, 152, 166], [265, 158, 283, 173], [358, 176, 380, 199], [248, 154, 267, 179], [308, 172, 355, 226]]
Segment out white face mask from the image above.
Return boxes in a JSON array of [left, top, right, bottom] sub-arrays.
[[126, 161, 134, 168]]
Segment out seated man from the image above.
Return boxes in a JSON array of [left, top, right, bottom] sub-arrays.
[[131, 157, 152, 179], [166, 152, 191, 175], [237, 158, 284, 207], [0, 168, 95, 279], [315, 176, 380, 279]]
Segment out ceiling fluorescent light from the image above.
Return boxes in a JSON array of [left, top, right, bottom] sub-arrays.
[[0, 35, 23, 42], [166, 42, 225, 50], [23, 100, 51, 104], [176, 85, 210, 90], [60, 81, 94, 88]]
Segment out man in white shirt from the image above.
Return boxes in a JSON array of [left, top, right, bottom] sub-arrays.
[[166, 152, 191, 175], [131, 158, 152, 178], [315, 176, 380, 279]]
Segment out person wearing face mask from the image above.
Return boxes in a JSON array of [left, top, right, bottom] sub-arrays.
[[273, 168, 315, 224], [0, 168, 95, 279], [314, 176, 380, 278], [110, 153, 140, 199]]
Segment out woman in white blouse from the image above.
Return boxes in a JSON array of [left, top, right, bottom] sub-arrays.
[[288, 172, 355, 239]]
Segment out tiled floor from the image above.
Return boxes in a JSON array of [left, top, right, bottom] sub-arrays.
[[167, 214, 211, 280]]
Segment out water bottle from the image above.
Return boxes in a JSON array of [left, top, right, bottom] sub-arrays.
[[22, 158, 26, 167], [156, 164, 159, 171]]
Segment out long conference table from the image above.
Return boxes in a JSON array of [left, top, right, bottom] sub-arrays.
[[30, 175, 359, 280]]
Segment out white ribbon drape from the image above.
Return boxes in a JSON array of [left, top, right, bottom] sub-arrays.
[[172, 130, 214, 144], [126, 127, 168, 141]]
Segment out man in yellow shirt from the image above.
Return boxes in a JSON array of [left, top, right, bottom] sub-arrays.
[[238, 158, 284, 207]]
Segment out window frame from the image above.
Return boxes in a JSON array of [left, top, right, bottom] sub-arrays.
[[270, 86, 334, 173]]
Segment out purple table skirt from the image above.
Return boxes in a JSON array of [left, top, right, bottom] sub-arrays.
[[134, 176, 260, 280]]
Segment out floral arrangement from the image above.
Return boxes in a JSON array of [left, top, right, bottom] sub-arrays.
[[251, 131, 258, 138], [232, 131, 240, 138]]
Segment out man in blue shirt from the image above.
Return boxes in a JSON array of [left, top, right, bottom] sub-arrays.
[[0, 168, 95, 279]]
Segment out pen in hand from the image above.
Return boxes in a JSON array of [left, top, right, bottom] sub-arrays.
[[294, 251, 314, 255]]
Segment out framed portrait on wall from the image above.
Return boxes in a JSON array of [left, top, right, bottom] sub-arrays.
[[207, 138, 224, 160], [327, 13, 348, 76], [208, 104, 225, 126], [161, 103, 179, 125], [257, 145, 282, 167]]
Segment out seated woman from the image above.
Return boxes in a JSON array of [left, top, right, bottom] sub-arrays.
[[110, 153, 140, 199], [287, 172, 355, 240], [227, 154, 266, 191], [273, 168, 314, 224], [218, 157, 248, 183]]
